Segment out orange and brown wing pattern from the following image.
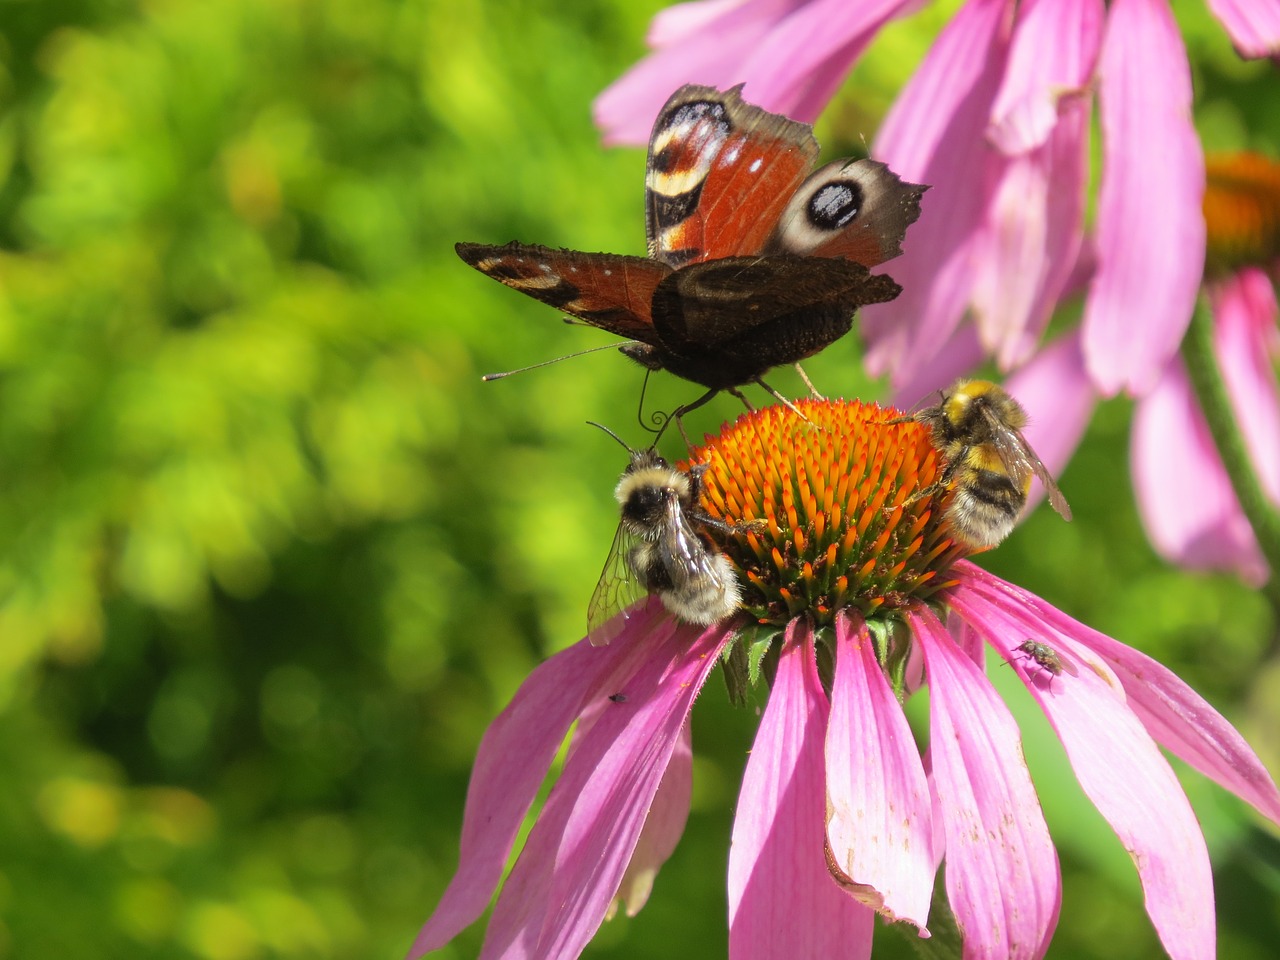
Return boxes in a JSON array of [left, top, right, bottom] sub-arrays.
[[455, 242, 672, 343], [645, 84, 819, 266]]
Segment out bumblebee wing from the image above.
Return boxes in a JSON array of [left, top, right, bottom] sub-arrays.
[[587, 522, 649, 646], [656, 498, 734, 594], [982, 410, 1073, 523]]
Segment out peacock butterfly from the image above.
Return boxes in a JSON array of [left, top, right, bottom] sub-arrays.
[[457, 84, 927, 412]]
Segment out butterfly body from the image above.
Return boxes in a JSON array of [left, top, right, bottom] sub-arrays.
[[459, 84, 926, 400]]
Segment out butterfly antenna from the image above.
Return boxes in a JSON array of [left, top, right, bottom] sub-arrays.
[[657, 388, 722, 450], [634, 370, 669, 437], [482, 340, 637, 382]]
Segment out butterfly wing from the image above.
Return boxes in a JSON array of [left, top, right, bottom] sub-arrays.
[[456, 241, 671, 343], [657, 254, 901, 342], [981, 409, 1074, 523], [768, 158, 928, 266], [645, 85, 819, 265]]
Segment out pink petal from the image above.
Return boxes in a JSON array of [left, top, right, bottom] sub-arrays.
[[596, 0, 915, 144], [1006, 331, 1097, 508], [958, 563, 1280, 826], [609, 720, 693, 919], [593, 8, 785, 145], [733, 0, 915, 121], [411, 600, 671, 955], [909, 607, 1060, 960], [888, 324, 987, 411], [987, 0, 1104, 154], [826, 613, 936, 930], [947, 570, 1217, 960], [865, 0, 1014, 386], [971, 0, 1100, 365], [1081, 0, 1205, 396], [728, 621, 875, 960], [1204, 0, 1280, 57], [648, 0, 759, 46], [969, 124, 1088, 368], [1131, 361, 1268, 584], [1211, 266, 1280, 505], [478, 620, 732, 960]]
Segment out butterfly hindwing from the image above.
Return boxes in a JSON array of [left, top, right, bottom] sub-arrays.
[[645, 256, 903, 389], [645, 85, 819, 266], [455, 242, 671, 343]]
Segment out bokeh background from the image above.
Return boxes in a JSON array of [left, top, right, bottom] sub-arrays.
[[0, 0, 1277, 957]]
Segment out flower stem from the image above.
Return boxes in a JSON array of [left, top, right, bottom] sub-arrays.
[[1182, 297, 1280, 612]]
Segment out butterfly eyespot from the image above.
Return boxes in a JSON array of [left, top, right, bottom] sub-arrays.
[[809, 181, 864, 230]]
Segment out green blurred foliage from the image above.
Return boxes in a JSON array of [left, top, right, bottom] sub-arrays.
[[0, 0, 1275, 958]]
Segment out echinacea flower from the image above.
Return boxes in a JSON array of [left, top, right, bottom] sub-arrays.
[[1131, 152, 1280, 584], [595, 0, 1280, 395], [411, 400, 1280, 960]]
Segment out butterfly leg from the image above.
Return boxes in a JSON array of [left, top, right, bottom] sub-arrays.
[[647, 387, 721, 448], [752, 378, 812, 424], [793, 363, 825, 399]]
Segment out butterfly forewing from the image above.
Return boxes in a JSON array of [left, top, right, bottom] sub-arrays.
[[456, 242, 670, 343], [768, 158, 928, 266], [646, 85, 819, 266]]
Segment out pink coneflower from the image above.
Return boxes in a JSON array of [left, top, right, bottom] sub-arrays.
[[1132, 152, 1280, 585], [595, 0, 1280, 395], [411, 400, 1280, 960]]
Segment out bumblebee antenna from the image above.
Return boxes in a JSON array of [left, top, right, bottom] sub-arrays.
[[585, 420, 636, 455], [482, 340, 637, 382]]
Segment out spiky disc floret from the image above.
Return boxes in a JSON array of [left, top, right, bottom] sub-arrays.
[[1203, 151, 1280, 276], [684, 399, 967, 630]]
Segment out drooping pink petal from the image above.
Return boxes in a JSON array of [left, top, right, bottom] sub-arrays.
[[947, 571, 1217, 960], [987, 0, 1104, 154], [957, 563, 1280, 826], [609, 720, 693, 919], [1006, 331, 1097, 509], [594, 3, 788, 145], [969, 0, 1100, 365], [969, 127, 1088, 368], [889, 323, 987, 411], [1131, 361, 1268, 584], [648, 0, 758, 47], [732, 0, 915, 121], [826, 613, 936, 931], [411, 599, 671, 955], [1081, 0, 1205, 395], [1211, 266, 1280, 506], [728, 621, 875, 960], [477, 619, 733, 960], [1204, 0, 1280, 57], [909, 608, 1060, 960], [595, 0, 916, 144], [865, 0, 1014, 386]]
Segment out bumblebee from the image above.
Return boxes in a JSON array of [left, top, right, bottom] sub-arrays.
[[912, 379, 1071, 550], [587, 447, 745, 645]]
